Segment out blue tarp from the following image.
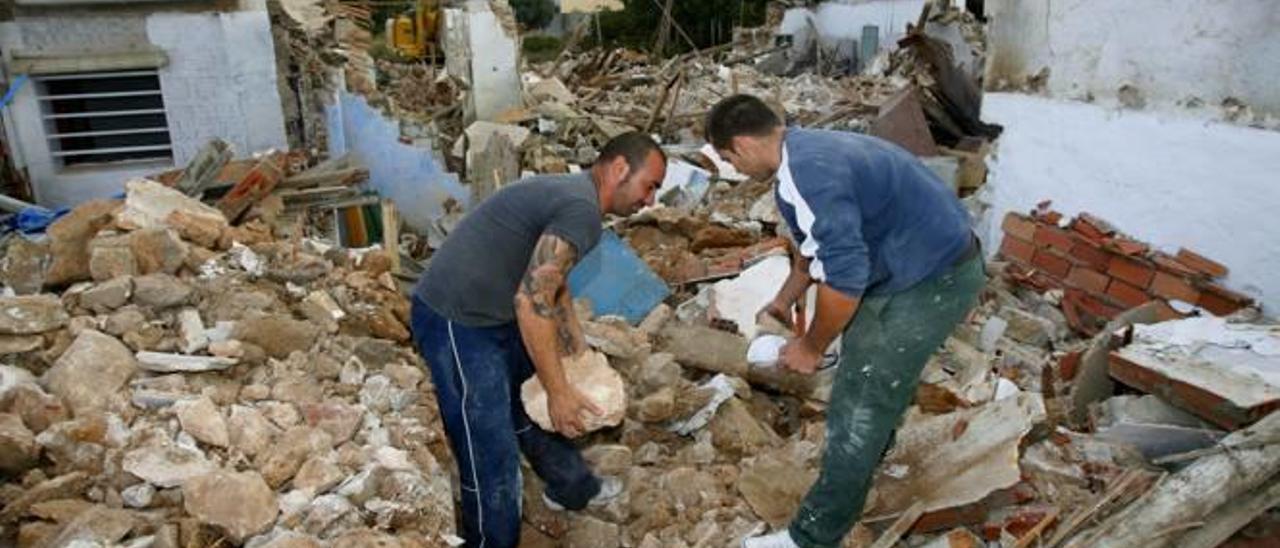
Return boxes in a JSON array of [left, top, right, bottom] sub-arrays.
[[568, 230, 670, 325]]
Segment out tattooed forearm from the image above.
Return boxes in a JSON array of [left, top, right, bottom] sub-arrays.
[[554, 305, 576, 353], [518, 234, 578, 320]]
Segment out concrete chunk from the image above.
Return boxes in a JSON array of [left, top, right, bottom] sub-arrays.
[[0, 295, 68, 335]]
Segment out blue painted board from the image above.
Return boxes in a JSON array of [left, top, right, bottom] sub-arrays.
[[568, 230, 670, 325]]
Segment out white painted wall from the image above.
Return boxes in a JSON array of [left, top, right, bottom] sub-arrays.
[[147, 11, 288, 163], [979, 93, 1280, 314], [780, 0, 926, 50], [442, 1, 520, 123], [985, 0, 1280, 117], [0, 9, 287, 209]]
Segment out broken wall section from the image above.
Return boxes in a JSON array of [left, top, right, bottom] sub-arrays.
[[326, 91, 468, 233], [441, 0, 522, 123]]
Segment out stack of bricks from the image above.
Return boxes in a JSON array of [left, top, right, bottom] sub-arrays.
[[997, 207, 1254, 335]]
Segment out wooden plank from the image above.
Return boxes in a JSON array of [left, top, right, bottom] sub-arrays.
[[381, 199, 401, 274], [174, 139, 232, 196]]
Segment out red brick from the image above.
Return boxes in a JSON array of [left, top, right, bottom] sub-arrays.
[[1070, 214, 1112, 244], [999, 235, 1036, 264], [1176, 247, 1229, 278], [1077, 212, 1116, 235], [1150, 271, 1200, 303], [1107, 279, 1152, 309], [1058, 351, 1083, 381], [1108, 256, 1155, 288], [1065, 266, 1110, 294], [1107, 238, 1148, 257], [1151, 252, 1201, 278], [1077, 291, 1125, 319], [1033, 225, 1075, 252], [1039, 210, 1064, 226], [1031, 249, 1072, 278], [1197, 283, 1254, 316], [1001, 212, 1037, 242], [1069, 239, 1112, 270]]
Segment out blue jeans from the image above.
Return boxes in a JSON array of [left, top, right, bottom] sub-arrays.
[[409, 297, 601, 548]]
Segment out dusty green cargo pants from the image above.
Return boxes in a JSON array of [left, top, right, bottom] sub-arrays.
[[789, 254, 986, 548]]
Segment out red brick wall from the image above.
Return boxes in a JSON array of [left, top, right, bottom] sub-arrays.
[[997, 209, 1253, 335]]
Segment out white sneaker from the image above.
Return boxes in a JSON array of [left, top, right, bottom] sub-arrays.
[[542, 475, 623, 511], [742, 529, 800, 548]]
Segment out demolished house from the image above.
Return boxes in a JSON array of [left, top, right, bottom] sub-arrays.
[[0, 0, 1275, 546]]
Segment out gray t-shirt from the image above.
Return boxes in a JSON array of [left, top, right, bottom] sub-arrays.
[[414, 173, 602, 327]]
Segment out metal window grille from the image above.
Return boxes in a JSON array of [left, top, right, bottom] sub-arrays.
[[35, 70, 173, 168]]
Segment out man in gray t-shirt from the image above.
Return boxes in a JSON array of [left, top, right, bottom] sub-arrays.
[[409, 132, 666, 548]]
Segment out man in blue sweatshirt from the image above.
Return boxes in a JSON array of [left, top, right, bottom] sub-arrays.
[[705, 95, 985, 548]]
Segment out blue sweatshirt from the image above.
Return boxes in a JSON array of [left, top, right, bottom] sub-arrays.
[[775, 128, 972, 297]]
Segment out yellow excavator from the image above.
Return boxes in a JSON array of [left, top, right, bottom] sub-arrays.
[[385, 0, 442, 61]]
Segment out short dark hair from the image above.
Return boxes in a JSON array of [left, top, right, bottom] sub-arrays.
[[704, 94, 782, 150], [594, 131, 666, 173]]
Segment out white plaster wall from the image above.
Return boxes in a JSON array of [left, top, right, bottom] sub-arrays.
[[0, 10, 287, 209], [147, 11, 288, 163], [985, 0, 1280, 116], [465, 2, 520, 121], [780, 0, 926, 48], [979, 93, 1280, 314]]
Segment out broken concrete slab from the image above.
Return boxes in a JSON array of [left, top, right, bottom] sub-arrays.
[[175, 396, 230, 448], [43, 330, 137, 416], [132, 273, 194, 309], [0, 295, 68, 335], [0, 334, 43, 355], [738, 451, 818, 527], [88, 233, 138, 281], [1, 237, 49, 295], [40, 504, 135, 546], [178, 308, 208, 353], [116, 178, 229, 233], [300, 290, 345, 333], [123, 441, 216, 488], [254, 426, 333, 489], [659, 324, 749, 377], [865, 393, 1047, 519], [228, 405, 279, 457], [1111, 317, 1280, 429], [522, 350, 626, 434], [234, 316, 321, 359], [709, 396, 781, 455], [184, 469, 279, 542], [79, 277, 133, 312], [44, 199, 119, 287], [0, 412, 38, 474], [999, 306, 1058, 348], [130, 227, 190, 276], [582, 317, 650, 359]]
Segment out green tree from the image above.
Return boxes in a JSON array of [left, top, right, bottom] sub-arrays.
[[590, 0, 770, 55], [511, 0, 557, 30]]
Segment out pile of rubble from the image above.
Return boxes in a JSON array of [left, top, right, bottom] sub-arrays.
[[529, 237, 1278, 546], [0, 179, 455, 547]]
